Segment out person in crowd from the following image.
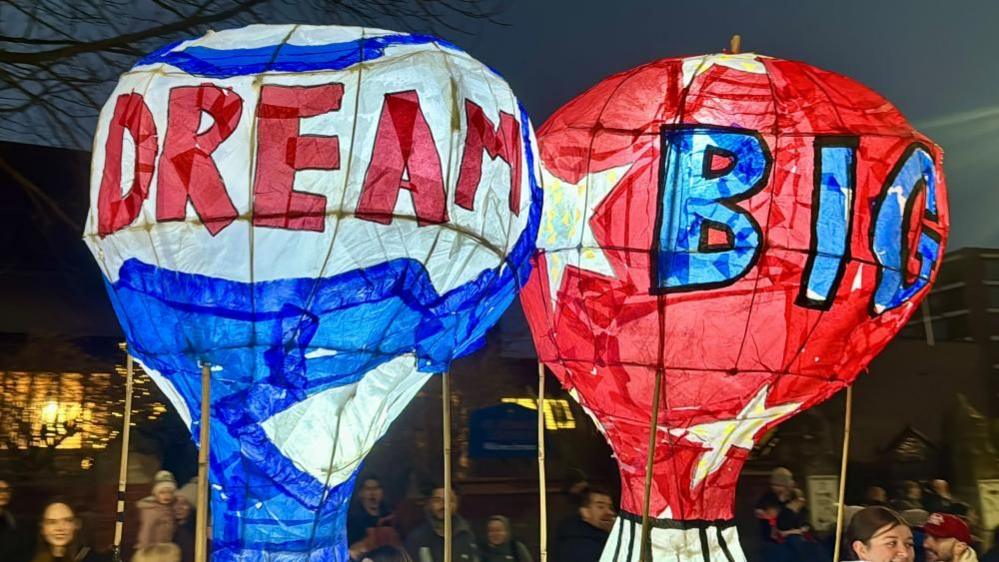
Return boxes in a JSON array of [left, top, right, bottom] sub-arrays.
[[348, 475, 400, 557], [948, 503, 984, 554], [135, 470, 191, 551], [901, 509, 930, 562], [865, 486, 891, 508], [924, 512, 978, 562], [481, 515, 532, 562], [894, 482, 926, 511], [131, 543, 181, 562], [980, 526, 999, 562], [361, 545, 413, 562], [30, 501, 108, 562], [554, 487, 614, 562], [171, 478, 196, 562], [844, 505, 914, 562], [404, 484, 479, 562], [1, 479, 29, 562], [776, 487, 811, 536], [754, 467, 795, 555], [774, 488, 825, 561], [924, 480, 957, 514], [755, 494, 786, 561]]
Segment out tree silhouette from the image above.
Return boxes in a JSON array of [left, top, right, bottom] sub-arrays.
[[0, 0, 502, 150]]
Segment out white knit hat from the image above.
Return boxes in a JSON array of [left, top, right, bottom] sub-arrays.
[[151, 470, 177, 495]]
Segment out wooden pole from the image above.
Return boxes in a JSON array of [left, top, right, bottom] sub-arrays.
[[112, 343, 135, 562], [537, 363, 549, 562], [639, 367, 664, 562], [195, 362, 212, 562], [832, 385, 854, 562], [729, 34, 742, 54], [442, 371, 452, 562]]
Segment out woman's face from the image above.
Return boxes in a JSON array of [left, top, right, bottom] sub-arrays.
[[156, 487, 175, 504], [487, 520, 509, 546], [853, 523, 914, 562], [41, 503, 77, 549]]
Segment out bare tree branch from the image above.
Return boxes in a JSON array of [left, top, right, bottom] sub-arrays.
[[0, 0, 501, 155], [0, 0, 270, 64]]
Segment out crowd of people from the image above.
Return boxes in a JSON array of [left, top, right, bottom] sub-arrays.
[[346, 474, 616, 562], [0, 469, 617, 562], [3, 467, 999, 562], [754, 466, 999, 562], [0, 472, 190, 562]]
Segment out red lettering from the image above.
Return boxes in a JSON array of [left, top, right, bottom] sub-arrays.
[[455, 100, 522, 215], [97, 93, 158, 237], [356, 91, 447, 226], [157, 84, 243, 236], [253, 84, 343, 231]]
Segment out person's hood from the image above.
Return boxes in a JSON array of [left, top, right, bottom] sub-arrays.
[[483, 516, 515, 552]]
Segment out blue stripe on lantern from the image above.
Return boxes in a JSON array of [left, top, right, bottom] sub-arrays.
[[135, 33, 464, 78]]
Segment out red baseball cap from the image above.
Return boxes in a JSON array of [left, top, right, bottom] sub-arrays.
[[924, 513, 972, 544]]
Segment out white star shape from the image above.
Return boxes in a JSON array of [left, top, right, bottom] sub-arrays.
[[538, 163, 632, 309], [681, 52, 769, 89], [669, 384, 800, 489]]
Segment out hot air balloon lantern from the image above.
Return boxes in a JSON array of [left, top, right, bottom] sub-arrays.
[[520, 51, 947, 561], [85, 25, 541, 562]]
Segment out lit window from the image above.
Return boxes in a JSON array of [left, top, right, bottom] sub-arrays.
[[500, 397, 576, 430]]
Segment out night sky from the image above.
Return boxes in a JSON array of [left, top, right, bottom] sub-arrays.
[[458, 1, 998, 250], [0, 1, 995, 338]]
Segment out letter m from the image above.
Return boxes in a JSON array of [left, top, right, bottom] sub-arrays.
[[454, 100, 523, 215]]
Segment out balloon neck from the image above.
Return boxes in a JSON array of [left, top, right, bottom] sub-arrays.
[[604, 512, 744, 562]]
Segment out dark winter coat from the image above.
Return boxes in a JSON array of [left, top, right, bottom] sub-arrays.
[[405, 515, 480, 562], [554, 515, 607, 562]]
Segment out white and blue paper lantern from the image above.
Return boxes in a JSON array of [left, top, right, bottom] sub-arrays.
[[84, 24, 540, 562]]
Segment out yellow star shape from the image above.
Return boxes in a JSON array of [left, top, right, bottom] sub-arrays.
[[681, 52, 769, 89], [538, 163, 632, 309], [670, 384, 800, 489]]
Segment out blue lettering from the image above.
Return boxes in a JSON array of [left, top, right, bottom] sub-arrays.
[[798, 139, 857, 309], [654, 126, 770, 292], [871, 144, 941, 314]]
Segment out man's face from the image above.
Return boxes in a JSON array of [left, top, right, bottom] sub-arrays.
[[359, 479, 383, 510], [0, 480, 10, 508], [428, 488, 458, 522], [41, 503, 77, 549], [580, 493, 615, 532], [924, 535, 956, 561]]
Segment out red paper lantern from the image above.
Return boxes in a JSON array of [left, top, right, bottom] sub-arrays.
[[520, 52, 948, 561]]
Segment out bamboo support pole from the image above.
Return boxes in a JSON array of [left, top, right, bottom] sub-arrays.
[[112, 343, 135, 562], [195, 362, 212, 562], [442, 371, 453, 562], [832, 385, 854, 562], [638, 367, 665, 562], [537, 363, 548, 562]]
